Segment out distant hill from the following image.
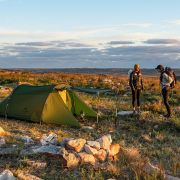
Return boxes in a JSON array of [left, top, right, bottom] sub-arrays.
[[1, 68, 180, 77]]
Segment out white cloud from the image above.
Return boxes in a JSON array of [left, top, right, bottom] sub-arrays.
[[168, 19, 180, 25], [173, 20, 180, 25], [122, 23, 152, 28]]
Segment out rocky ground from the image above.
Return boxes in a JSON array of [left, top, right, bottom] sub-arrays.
[[0, 72, 179, 179]]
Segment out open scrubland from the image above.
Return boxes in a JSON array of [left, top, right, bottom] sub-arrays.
[[0, 70, 179, 180]]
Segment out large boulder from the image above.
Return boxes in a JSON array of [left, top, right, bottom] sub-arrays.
[[96, 134, 112, 150], [95, 149, 107, 162], [67, 138, 86, 152], [78, 152, 97, 166], [84, 144, 98, 155], [60, 148, 80, 168], [0, 169, 16, 180], [87, 141, 100, 150], [108, 144, 120, 156]]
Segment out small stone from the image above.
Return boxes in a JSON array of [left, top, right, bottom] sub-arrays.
[[96, 134, 112, 150], [84, 144, 98, 155], [17, 173, 43, 180], [81, 126, 94, 130], [143, 162, 163, 175], [95, 149, 107, 161], [67, 138, 86, 152], [78, 152, 97, 166], [40, 133, 58, 146], [109, 144, 120, 156], [0, 169, 16, 180], [0, 137, 6, 147], [165, 174, 180, 180], [87, 141, 100, 150], [20, 136, 34, 145], [25, 160, 47, 169], [142, 134, 152, 142], [154, 125, 159, 130], [0, 127, 9, 137]]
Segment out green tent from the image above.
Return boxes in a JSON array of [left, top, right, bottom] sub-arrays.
[[0, 85, 97, 128]]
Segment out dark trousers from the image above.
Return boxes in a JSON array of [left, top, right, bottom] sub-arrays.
[[132, 89, 141, 107], [162, 88, 171, 115]]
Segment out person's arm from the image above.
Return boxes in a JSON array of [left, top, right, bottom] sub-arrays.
[[162, 73, 173, 86], [129, 72, 135, 90], [141, 75, 144, 90]]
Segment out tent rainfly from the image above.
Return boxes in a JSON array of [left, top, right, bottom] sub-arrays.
[[0, 85, 97, 128]]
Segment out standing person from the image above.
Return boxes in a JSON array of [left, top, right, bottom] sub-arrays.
[[155, 65, 175, 118], [129, 64, 144, 114]]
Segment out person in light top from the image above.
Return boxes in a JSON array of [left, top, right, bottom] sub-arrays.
[[155, 64, 174, 118]]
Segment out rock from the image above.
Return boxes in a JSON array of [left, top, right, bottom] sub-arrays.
[[25, 160, 47, 169], [60, 138, 74, 147], [0, 147, 19, 156], [87, 141, 100, 150], [0, 169, 16, 180], [84, 144, 98, 155], [78, 152, 97, 166], [0, 127, 9, 137], [81, 126, 94, 130], [123, 147, 141, 161], [59, 147, 68, 156], [142, 134, 152, 142], [96, 134, 112, 150], [117, 111, 133, 116], [32, 145, 60, 155], [19, 136, 34, 145], [17, 173, 43, 180], [67, 138, 86, 152], [0, 137, 5, 147], [154, 125, 159, 130], [60, 148, 80, 168], [95, 149, 107, 161], [165, 174, 180, 180], [109, 144, 120, 156], [40, 133, 58, 146], [20, 146, 40, 156], [143, 162, 162, 175]]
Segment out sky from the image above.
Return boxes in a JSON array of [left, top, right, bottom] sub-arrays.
[[0, 0, 180, 68]]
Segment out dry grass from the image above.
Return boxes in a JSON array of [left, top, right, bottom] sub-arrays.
[[0, 70, 179, 179]]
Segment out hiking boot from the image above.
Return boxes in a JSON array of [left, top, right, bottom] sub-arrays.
[[133, 110, 137, 115], [137, 107, 141, 114], [163, 114, 171, 118]]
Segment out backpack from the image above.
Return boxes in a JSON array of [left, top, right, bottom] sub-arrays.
[[164, 67, 177, 88]]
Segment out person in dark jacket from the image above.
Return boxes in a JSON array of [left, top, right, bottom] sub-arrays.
[[155, 65, 174, 118], [129, 64, 144, 114]]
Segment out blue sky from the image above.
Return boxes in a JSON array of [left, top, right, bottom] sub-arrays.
[[0, 0, 180, 68]]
